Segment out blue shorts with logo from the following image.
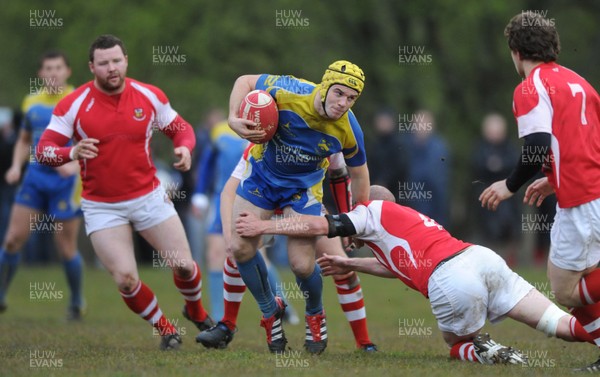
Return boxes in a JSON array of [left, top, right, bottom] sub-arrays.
[[236, 160, 323, 216], [14, 168, 82, 220]]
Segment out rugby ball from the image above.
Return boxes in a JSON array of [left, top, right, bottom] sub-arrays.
[[238, 90, 278, 144]]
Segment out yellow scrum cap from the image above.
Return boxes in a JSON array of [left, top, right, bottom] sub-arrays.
[[320, 60, 365, 103]]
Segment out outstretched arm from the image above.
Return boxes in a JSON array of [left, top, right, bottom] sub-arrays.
[[235, 211, 328, 238], [236, 210, 362, 241], [317, 253, 396, 278]]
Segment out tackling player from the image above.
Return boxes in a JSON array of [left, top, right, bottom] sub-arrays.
[[34, 35, 213, 350], [0, 51, 84, 320], [478, 12, 600, 372], [226, 61, 370, 354], [236, 185, 597, 366]]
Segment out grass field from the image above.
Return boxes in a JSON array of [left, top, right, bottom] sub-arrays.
[[0, 265, 596, 376]]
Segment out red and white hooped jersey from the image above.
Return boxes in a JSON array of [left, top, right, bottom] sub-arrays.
[[346, 200, 471, 297], [513, 62, 600, 208], [46, 78, 191, 202]]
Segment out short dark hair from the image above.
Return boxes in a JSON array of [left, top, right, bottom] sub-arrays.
[[89, 34, 127, 62], [38, 50, 70, 70], [504, 11, 560, 63]]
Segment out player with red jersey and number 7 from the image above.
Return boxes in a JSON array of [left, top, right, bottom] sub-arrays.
[[479, 12, 600, 372]]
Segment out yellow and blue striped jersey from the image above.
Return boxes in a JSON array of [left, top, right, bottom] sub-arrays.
[[252, 74, 366, 189]]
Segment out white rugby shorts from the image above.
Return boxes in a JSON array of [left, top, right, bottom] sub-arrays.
[[81, 185, 177, 235], [549, 198, 600, 271], [428, 245, 534, 336]]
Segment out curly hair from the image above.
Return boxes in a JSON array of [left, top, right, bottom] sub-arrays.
[[504, 11, 560, 62]]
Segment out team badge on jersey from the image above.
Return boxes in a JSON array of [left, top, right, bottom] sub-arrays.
[[133, 108, 146, 121], [316, 138, 333, 153]]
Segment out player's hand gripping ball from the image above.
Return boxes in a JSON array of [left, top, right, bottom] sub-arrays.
[[238, 90, 278, 144]]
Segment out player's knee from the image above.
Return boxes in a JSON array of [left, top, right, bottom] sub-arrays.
[[231, 239, 255, 263], [289, 259, 314, 279], [172, 261, 195, 279], [114, 273, 139, 292], [54, 238, 76, 258], [232, 248, 254, 263], [4, 231, 28, 252]]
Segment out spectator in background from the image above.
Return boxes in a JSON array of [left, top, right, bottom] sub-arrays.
[[0, 108, 18, 243], [367, 109, 408, 202], [471, 113, 520, 264], [404, 110, 450, 227]]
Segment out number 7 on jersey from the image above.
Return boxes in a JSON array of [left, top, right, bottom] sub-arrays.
[[568, 82, 588, 125]]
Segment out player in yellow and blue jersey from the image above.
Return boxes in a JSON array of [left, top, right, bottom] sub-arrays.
[[226, 61, 370, 354], [0, 51, 84, 320]]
